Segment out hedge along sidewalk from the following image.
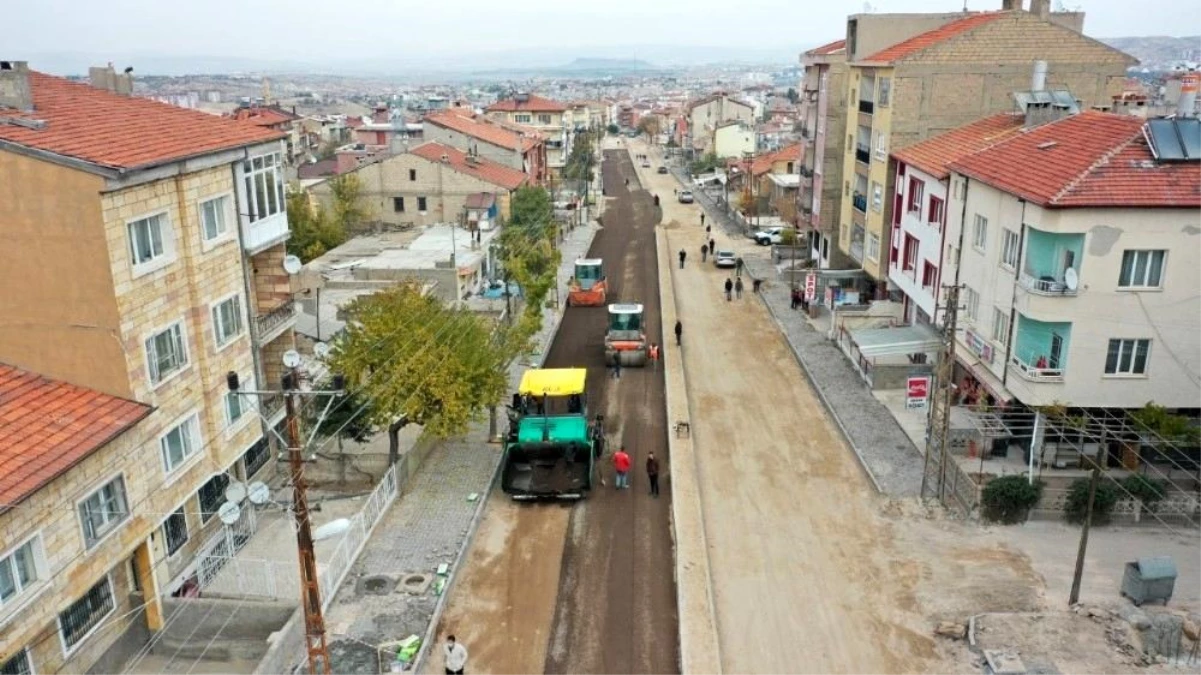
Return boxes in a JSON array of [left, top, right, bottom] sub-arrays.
[[740, 256, 924, 498]]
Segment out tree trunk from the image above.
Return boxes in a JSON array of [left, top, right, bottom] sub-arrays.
[[387, 417, 409, 466], [488, 406, 499, 442]]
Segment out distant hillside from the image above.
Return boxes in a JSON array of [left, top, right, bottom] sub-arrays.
[[560, 58, 654, 72], [1101, 35, 1201, 67]]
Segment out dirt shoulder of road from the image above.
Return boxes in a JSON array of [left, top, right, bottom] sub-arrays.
[[656, 223, 723, 674]]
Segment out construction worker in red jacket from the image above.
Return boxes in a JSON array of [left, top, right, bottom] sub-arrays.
[[613, 447, 631, 490]]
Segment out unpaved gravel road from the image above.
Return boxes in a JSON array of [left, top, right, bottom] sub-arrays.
[[635, 140, 940, 673]]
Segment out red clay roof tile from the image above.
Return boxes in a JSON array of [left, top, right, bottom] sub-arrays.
[[751, 143, 804, 176], [486, 94, 567, 113], [424, 110, 540, 153], [0, 363, 151, 509], [948, 111, 1201, 208], [891, 112, 1027, 180], [0, 72, 284, 171], [860, 12, 1003, 63], [806, 39, 847, 56], [410, 142, 528, 190]]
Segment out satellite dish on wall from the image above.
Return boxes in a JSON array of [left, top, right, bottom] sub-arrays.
[[224, 481, 247, 504], [283, 255, 303, 275], [282, 350, 302, 368], [247, 481, 270, 505], [1064, 267, 1079, 292], [314, 342, 331, 358], [218, 501, 242, 525]]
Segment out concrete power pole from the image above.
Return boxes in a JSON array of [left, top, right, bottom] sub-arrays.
[[920, 284, 962, 506]]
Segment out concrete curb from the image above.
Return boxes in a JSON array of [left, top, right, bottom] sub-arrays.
[[657, 226, 724, 675], [410, 221, 599, 673], [756, 292, 886, 495]]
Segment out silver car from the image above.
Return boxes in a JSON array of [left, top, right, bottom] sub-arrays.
[[714, 250, 736, 268], [678, 190, 694, 203]]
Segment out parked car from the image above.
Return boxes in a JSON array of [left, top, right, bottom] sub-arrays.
[[753, 227, 785, 246], [678, 190, 695, 204], [641, 159, 651, 168], [714, 250, 737, 268], [657, 166, 669, 174]]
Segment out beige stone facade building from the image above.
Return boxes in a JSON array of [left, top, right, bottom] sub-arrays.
[[485, 94, 570, 175], [0, 62, 296, 672], [831, 3, 1136, 287], [799, 39, 853, 269]]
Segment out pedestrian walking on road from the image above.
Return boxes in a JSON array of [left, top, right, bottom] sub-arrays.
[[709, 238, 716, 254], [678, 249, 687, 268], [735, 257, 745, 278], [790, 287, 802, 310], [724, 277, 734, 302], [613, 446, 631, 490], [674, 320, 683, 346], [753, 278, 762, 294], [609, 351, 622, 379], [649, 343, 660, 369], [735, 277, 744, 299], [705, 224, 711, 238], [646, 452, 661, 497], [701, 242, 709, 262], [443, 635, 468, 675], [700, 212, 706, 227]]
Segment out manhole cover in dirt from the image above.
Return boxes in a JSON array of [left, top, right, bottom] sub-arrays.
[[397, 573, 433, 595], [357, 575, 395, 596]]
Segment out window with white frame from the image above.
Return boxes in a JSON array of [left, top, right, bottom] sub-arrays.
[[1105, 338, 1150, 375], [146, 322, 188, 384], [198, 474, 230, 523], [972, 214, 988, 251], [127, 213, 170, 268], [211, 295, 245, 347], [0, 537, 44, 610], [907, 178, 924, 213], [200, 195, 231, 242], [0, 649, 32, 675], [242, 153, 285, 222], [866, 233, 880, 261], [225, 388, 247, 427], [1001, 229, 1020, 269], [79, 477, 129, 548], [963, 286, 980, 322], [59, 575, 115, 651], [538, 113, 552, 124], [870, 181, 883, 212], [878, 76, 891, 107], [1118, 250, 1166, 289], [161, 415, 201, 474], [163, 508, 188, 556], [874, 130, 886, 160], [991, 308, 1010, 346], [515, 114, 531, 124]]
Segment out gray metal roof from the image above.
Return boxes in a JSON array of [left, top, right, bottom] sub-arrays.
[[849, 324, 941, 358]]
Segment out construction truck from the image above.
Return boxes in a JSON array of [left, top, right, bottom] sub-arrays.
[[567, 258, 607, 307], [501, 368, 603, 500], [604, 303, 649, 367]]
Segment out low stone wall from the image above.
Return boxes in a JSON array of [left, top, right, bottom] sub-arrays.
[[154, 597, 294, 662]]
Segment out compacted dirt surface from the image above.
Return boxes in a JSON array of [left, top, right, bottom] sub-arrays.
[[427, 145, 678, 675]]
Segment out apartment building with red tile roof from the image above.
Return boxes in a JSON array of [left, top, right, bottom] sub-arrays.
[[0, 61, 295, 673], [423, 109, 547, 184], [485, 93, 570, 175], [486, 93, 567, 113]]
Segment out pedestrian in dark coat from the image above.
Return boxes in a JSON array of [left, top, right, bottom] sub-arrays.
[[724, 278, 734, 301], [610, 351, 622, 379], [674, 320, 683, 346], [705, 225, 711, 237], [700, 212, 706, 227], [701, 242, 709, 262], [791, 288, 802, 310], [735, 277, 744, 299], [678, 249, 687, 268], [709, 238, 716, 254], [752, 278, 762, 293], [646, 452, 661, 497], [735, 257, 745, 278]]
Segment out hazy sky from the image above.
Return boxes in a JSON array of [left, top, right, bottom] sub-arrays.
[[7, 0, 1199, 63]]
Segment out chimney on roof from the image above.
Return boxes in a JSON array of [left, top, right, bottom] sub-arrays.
[[1001, 0, 1022, 9], [1031, 60, 1048, 92], [1178, 72, 1199, 118], [1029, 0, 1050, 18], [88, 63, 132, 96], [0, 60, 34, 112]]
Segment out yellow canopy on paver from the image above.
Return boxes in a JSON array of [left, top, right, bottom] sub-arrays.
[[518, 368, 587, 397]]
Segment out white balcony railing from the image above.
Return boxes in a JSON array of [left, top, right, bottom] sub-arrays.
[[1009, 355, 1065, 382], [1019, 272, 1077, 296], [242, 212, 290, 253]]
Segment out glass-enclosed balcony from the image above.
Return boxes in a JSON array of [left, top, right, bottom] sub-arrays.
[[1009, 315, 1072, 382], [1019, 228, 1084, 296]]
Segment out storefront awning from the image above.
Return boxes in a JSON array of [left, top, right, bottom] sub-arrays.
[[954, 353, 1014, 404], [848, 324, 940, 358]]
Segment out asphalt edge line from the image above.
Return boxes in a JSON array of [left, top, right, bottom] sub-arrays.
[[411, 220, 600, 673], [657, 224, 724, 675], [755, 290, 886, 495]]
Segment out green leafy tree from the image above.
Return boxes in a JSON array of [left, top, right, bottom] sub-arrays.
[[563, 130, 596, 182], [327, 283, 513, 464], [637, 115, 662, 142], [1064, 477, 1120, 525], [329, 173, 370, 234], [606, 123, 620, 135], [1122, 474, 1167, 506], [786, 87, 799, 104], [689, 152, 720, 175], [497, 186, 561, 320], [309, 377, 378, 451], [287, 174, 371, 262]]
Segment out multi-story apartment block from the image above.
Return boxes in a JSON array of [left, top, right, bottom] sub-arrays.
[[684, 93, 755, 157], [939, 111, 1199, 410], [888, 112, 1025, 323], [485, 94, 570, 177], [423, 108, 547, 185], [0, 61, 298, 670], [798, 39, 850, 269], [309, 141, 528, 229], [834, 2, 1135, 292]]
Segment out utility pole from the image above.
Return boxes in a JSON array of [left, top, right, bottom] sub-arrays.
[[1069, 465, 1101, 606], [229, 368, 344, 675], [921, 284, 962, 505]]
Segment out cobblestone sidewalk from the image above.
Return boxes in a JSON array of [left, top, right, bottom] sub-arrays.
[[320, 219, 600, 674]]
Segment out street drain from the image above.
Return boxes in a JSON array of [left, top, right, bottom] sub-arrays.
[[357, 575, 395, 596], [397, 573, 433, 595]]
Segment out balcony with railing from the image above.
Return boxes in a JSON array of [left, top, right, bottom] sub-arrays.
[[1019, 273, 1078, 296], [849, 225, 865, 263], [1019, 228, 1084, 297], [852, 192, 867, 213], [242, 212, 290, 254], [1009, 355, 1065, 382], [855, 145, 871, 165], [1007, 315, 1071, 384], [256, 299, 296, 343]]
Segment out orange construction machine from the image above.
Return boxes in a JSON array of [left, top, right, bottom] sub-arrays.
[[567, 258, 607, 307]]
